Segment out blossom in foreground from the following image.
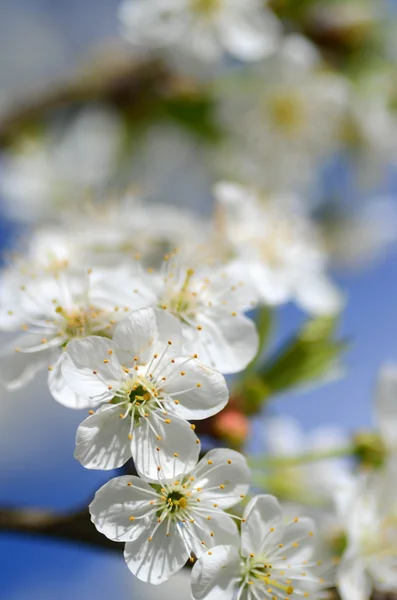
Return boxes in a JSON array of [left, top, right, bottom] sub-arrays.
[[192, 494, 330, 600], [214, 182, 343, 315], [152, 257, 259, 373], [0, 266, 149, 407], [89, 449, 250, 584], [62, 307, 229, 479], [337, 465, 397, 600], [119, 0, 280, 64]]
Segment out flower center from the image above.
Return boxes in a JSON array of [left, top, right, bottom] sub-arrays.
[[190, 0, 221, 16], [166, 490, 188, 514], [268, 92, 304, 134], [56, 306, 91, 338], [244, 556, 294, 596], [160, 268, 200, 322]]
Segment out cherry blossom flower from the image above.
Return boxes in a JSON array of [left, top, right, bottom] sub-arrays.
[[89, 448, 250, 584], [0, 108, 123, 223], [62, 307, 229, 479], [191, 494, 330, 600], [119, 0, 280, 64], [151, 256, 259, 373], [0, 265, 151, 407], [337, 465, 397, 600], [214, 181, 343, 315], [216, 35, 348, 192]]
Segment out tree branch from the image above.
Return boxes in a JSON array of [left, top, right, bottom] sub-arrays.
[[0, 55, 177, 147], [0, 505, 121, 553]]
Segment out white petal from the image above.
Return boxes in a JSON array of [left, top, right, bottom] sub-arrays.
[[0, 334, 52, 389], [132, 410, 200, 481], [124, 521, 189, 584], [375, 363, 397, 448], [63, 337, 123, 401], [188, 511, 239, 559], [191, 449, 251, 509], [295, 273, 343, 316], [220, 11, 280, 61], [191, 544, 241, 600], [241, 495, 283, 556], [273, 518, 316, 565], [163, 357, 228, 420], [194, 313, 259, 374], [112, 307, 158, 358], [48, 353, 90, 409], [90, 475, 154, 542], [338, 554, 372, 600], [75, 403, 131, 470]]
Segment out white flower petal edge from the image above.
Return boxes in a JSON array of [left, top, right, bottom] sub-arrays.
[[89, 449, 249, 584], [191, 544, 242, 600], [63, 307, 229, 479]]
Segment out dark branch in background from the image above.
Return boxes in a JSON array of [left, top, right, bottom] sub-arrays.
[[0, 505, 120, 553], [0, 55, 183, 148]]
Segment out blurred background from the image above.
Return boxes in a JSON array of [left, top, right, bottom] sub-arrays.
[[1, 0, 397, 598]]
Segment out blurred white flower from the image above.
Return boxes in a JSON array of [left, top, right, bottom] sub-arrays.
[[0, 107, 123, 223], [321, 197, 397, 269], [90, 448, 249, 584], [119, 0, 280, 64], [191, 494, 330, 600], [337, 465, 397, 600], [217, 35, 348, 192], [214, 181, 343, 315], [62, 307, 228, 479], [339, 74, 397, 187]]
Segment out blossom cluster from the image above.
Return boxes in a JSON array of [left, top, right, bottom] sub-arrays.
[[0, 0, 397, 599]]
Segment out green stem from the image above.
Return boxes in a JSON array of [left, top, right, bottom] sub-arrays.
[[248, 445, 355, 469]]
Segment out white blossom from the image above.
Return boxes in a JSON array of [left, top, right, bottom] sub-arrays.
[[216, 35, 348, 192], [62, 307, 229, 479], [0, 108, 123, 223], [119, 0, 280, 64], [337, 465, 397, 600], [0, 265, 150, 406], [214, 181, 343, 315], [191, 494, 330, 600], [150, 255, 259, 373], [89, 448, 250, 584]]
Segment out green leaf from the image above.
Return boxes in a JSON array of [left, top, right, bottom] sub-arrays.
[[257, 315, 347, 397], [245, 306, 274, 376]]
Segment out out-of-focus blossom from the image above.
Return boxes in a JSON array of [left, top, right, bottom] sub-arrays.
[[0, 107, 123, 223], [337, 465, 397, 600], [321, 197, 397, 269], [119, 0, 280, 64], [216, 35, 348, 192], [214, 181, 343, 315], [339, 75, 397, 188]]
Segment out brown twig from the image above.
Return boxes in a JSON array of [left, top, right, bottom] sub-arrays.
[[0, 56, 177, 147], [0, 505, 121, 553]]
